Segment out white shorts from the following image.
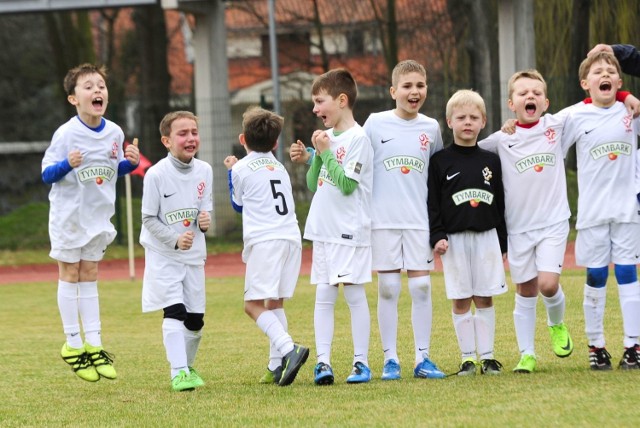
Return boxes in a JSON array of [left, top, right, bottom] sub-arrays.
[[50, 231, 116, 263], [142, 249, 206, 313], [310, 242, 372, 286], [575, 222, 640, 267], [441, 230, 507, 300], [371, 229, 434, 271], [508, 220, 569, 284], [243, 240, 301, 301]]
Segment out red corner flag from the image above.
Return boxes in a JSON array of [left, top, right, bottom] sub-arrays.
[[131, 152, 152, 177]]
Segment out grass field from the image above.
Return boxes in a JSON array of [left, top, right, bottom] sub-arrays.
[[0, 269, 637, 427]]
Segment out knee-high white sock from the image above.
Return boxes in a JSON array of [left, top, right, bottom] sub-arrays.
[[543, 285, 566, 326], [78, 281, 101, 347], [618, 282, 640, 348], [474, 306, 496, 361], [163, 318, 188, 379], [409, 275, 432, 363], [583, 284, 607, 348], [452, 310, 476, 361], [314, 283, 338, 365], [256, 310, 294, 356], [58, 280, 82, 348], [513, 294, 537, 356], [377, 272, 401, 363], [344, 284, 370, 366], [269, 308, 288, 370], [183, 327, 202, 368]]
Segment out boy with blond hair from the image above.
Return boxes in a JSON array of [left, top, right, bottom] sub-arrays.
[[428, 89, 507, 376], [224, 106, 309, 386], [304, 69, 374, 385], [479, 70, 574, 373]]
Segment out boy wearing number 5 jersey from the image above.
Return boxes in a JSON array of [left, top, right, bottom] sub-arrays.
[[224, 107, 309, 387]]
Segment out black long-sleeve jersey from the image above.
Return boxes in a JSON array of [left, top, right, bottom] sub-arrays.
[[427, 143, 507, 252]]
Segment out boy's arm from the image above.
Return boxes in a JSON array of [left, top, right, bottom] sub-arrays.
[[42, 158, 73, 184], [117, 142, 140, 176], [306, 153, 322, 192], [142, 213, 181, 248], [426, 161, 447, 248], [613, 44, 640, 78], [223, 156, 242, 213], [318, 150, 359, 195]]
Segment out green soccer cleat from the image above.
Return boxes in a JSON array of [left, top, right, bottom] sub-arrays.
[[549, 323, 573, 358], [259, 366, 283, 384], [61, 343, 99, 382], [456, 358, 478, 376], [188, 366, 205, 387], [513, 354, 537, 373], [85, 343, 117, 380], [171, 370, 199, 392]]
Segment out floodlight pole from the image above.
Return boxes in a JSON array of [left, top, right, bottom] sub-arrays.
[[268, 0, 283, 161]]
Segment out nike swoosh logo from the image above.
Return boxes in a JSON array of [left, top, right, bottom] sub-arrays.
[[585, 128, 596, 134], [508, 143, 517, 148], [446, 172, 460, 180], [427, 258, 434, 264], [562, 338, 572, 351], [337, 273, 350, 278], [381, 138, 394, 144], [418, 347, 428, 351], [163, 193, 176, 198]]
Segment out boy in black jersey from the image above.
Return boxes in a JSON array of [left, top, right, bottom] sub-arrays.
[[427, 90, 507, 376]]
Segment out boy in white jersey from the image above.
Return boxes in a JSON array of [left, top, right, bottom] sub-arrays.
[[291, 61, 446, 380], [364, 60, 445, 380], [479, 70, 574, 373], [223, 107, 309, 387], [42, 63, 139, 382], [563, 52, 640, 370], [429, 90, 507, 377], [140, 111, 213, 391], [304, 69, 374, 385]]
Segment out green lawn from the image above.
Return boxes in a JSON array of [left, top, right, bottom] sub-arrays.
[[0, 270, 636, 427]]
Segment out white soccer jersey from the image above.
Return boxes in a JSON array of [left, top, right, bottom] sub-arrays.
[[304, 124, 373, 246], [140, 155, 213, 265], [479, 112, 571, 234], [230, 151, 301, 247], [364, 110, 443, 230], [42, 116, 125, 249], [563, 102, 640, 229]]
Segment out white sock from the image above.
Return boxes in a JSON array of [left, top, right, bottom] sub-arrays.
[[344, 284, 370, 366], [183, 327, 202, 368], [57, 280, 82, 348], [256, 310, 294, 356], [474, 306, 496, 361], [542, 285, 566, 326], [78, 281, 101, 347], [618, 282, 640, 348], [583, 284, 607, 348], [513, 294, 537, 356], [163, 318, 188, 379], [314, 283, 338, 365], [377, 272, 401, 363], [452, 310, 476, 361], [409, 275, 432, 363], [269, 308, 288, 370]]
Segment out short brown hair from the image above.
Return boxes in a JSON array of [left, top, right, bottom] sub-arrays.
[[311, 68, 358, 109], [159, 111, 198, 137], [507, 69, 547, 99], [579, 51, 622, 81], [63, 63, 108, 96], [391, 60, 427, 88], [242, 106, 283, 153]]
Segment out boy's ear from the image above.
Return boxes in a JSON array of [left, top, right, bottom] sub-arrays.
[[67, 94, 78, 106], [580, 79, 590, 91], [338, 93, 348, 107], [160, 136, 171, 149], [389, 86, 397, 100], [239, 133, 247, 146]]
